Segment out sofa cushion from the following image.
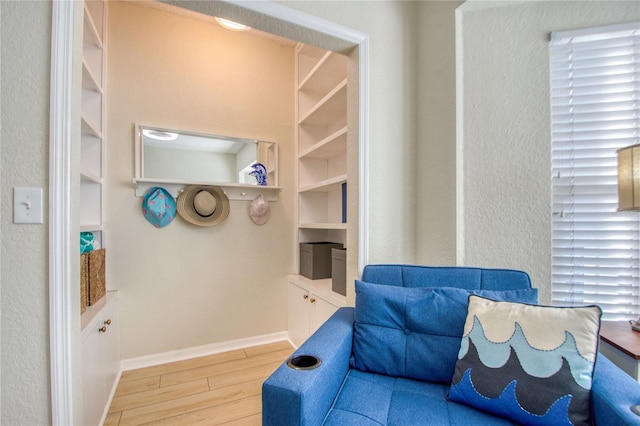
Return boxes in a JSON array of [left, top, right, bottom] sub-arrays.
[[323, 369, 516, 426], [351, 280, 538, 383], [448, 296, 602, 426]]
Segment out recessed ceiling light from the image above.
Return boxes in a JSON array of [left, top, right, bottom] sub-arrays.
[[142, 129, 178, 141], [215, 17, 251, 32]]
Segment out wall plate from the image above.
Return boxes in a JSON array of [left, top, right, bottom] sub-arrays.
[[14, 187, 43, 224]]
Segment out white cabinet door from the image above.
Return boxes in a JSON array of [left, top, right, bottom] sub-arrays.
[[81, 293, 120, 426], [288, 279, 343, 347], [288, 282, 311, 348], [310, 295, 340, 335], [102, 299, 120, 399], [81, 324, 104, 426]]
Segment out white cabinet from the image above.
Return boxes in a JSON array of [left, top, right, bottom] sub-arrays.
[[288, 275, 346, 348], [80, 0, 106, 246], [295, 44, 348, 246], [81, 292, 120, 426]]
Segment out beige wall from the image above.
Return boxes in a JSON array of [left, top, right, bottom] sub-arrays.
[[456, 0, 640, 303], [0, 2, 52, 424], [106, 1, 296, 359], [415, 1, 463, 265]]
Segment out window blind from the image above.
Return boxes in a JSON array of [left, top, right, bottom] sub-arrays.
[[550, 21, 640, 321]]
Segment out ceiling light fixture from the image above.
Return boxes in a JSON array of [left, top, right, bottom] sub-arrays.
[[214, 17, 251, 32], [142, 129, 179, 141]]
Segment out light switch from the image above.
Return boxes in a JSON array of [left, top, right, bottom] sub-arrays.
[[14, 187, 43, 224]]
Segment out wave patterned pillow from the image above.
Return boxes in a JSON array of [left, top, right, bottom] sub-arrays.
[[448, 296, 602, 426]]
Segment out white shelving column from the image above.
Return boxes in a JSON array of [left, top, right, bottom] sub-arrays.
[[80, 0, 106, 247], [296, 44, 348, 246], [288, 44, 349, 346], [79, 2, 120, 425]]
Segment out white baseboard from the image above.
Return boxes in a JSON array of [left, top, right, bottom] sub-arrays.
[[99, 369, 122, 426], [120, 331, 289, 371]]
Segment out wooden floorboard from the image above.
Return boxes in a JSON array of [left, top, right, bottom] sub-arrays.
[[105, 341, 293, 426]]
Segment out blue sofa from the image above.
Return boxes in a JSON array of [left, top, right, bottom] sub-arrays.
[[263, 264, 640, 425]]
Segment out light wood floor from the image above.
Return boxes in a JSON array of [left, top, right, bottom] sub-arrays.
[[104, 341, 294, 426]]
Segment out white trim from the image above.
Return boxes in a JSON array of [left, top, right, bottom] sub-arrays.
[[120, 332, 289, 371], [550, 20, 639, 44], [455, 7, 465, 265], [357, 38, 370, 274], [49, 0, 76, 424], [226, 0, 368, 45]]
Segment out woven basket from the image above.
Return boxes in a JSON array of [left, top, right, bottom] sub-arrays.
[[80, 253, 89, 313], [88, 248, 106, 306]]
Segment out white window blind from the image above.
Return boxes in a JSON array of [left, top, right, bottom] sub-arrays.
[[550, 22, 640, 321]]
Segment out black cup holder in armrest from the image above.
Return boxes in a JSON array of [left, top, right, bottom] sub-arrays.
[[287, 355, 322, 370]]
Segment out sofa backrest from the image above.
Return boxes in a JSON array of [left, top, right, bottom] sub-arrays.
[[361, 264, 531, 291], [352, 264, 535, 383]]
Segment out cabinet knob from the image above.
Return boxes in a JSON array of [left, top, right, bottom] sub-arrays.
[[303, 294, 309, 300], [310, 298, 316, 303], [104, 319, 111, 326], [99, 326, 107, 333]]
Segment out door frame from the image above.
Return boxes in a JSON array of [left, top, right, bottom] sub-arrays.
[[49, 1, 369, 423]]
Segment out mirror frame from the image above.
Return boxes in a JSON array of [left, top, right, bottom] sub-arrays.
[[134, 124, 278, 188]]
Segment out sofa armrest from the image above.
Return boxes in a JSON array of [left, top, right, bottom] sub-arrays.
[[263, 307, 355, 426], [592, 354, 640, 425]]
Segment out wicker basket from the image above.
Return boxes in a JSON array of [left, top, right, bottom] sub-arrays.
[[80, 253, 89, 313], [88, 248, 106, 306]]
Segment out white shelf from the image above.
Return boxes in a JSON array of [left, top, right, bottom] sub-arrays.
[[80, 223, 103, 233], [133, 178, 282, 201], [297, 44, 326, 82], [83, 4, 103, 49], [81, 114, 102, 138], [81, 171, 102, 184], [299, 52, 348, 95], [299, 223, 347, 230], [299, 126, 347, 160], [82, 60, 102, 94], [299, 174, 346, 193], [299, 79, 347, 127]]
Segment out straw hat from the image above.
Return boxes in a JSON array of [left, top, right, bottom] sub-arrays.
[[176, 185, 230, 227], [141, 186, 176, 228], [248, 194, 270, 225]]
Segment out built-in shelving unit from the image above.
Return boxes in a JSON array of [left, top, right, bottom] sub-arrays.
[[79, 2, 120, 424], [80, 0, 106, 248], [290, 42, 349, 341], [296, 44, 348, 244]]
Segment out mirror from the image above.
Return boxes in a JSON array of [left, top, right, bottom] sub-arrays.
[[135, 125, 277, 186]]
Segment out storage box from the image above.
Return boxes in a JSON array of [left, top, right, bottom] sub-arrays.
[[88, 248, 106, 306], [300, 242, 343, 279], [331, 248, 347, 296]]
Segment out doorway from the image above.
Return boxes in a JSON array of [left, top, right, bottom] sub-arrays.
[[49, 1, 369, 423]]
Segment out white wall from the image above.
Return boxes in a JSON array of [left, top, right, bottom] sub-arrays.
[[0, 2, 52, 424], [106, 1, 296, 359], [415, 1, 464, 265], [456, 0, 640, 303]]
